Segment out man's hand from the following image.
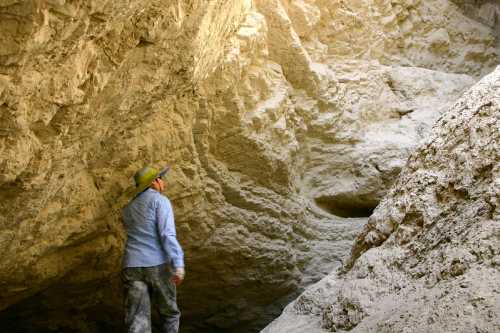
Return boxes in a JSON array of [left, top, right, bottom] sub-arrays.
[[171, 267, 185, 286]]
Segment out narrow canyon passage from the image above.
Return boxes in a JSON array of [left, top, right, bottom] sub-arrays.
[[0, 0, 498, 332]]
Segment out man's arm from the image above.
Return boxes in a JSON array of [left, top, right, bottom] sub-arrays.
[[156, 197, 185, 269]]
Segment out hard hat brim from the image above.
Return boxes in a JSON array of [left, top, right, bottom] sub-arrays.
[[158, 166, 170, 178]]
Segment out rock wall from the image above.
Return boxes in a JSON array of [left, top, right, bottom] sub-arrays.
[[262, 67, 500, 333], [0, 0, 498, 332]]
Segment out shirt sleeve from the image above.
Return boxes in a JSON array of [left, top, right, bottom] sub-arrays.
[[156, 197, 185, 268]]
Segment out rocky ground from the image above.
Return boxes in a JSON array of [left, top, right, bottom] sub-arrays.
[[0, 0, 498, 332]]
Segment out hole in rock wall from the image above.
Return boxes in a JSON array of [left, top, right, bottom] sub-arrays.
[[315, 195, 378, 218]]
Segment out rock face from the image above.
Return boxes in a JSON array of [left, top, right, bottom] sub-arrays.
[[0, 0, 498, 332], [262, 67, 500, 333]]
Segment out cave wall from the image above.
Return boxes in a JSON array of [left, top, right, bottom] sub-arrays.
[[0, 0, 498, 332], [262, 64, 500, 333]]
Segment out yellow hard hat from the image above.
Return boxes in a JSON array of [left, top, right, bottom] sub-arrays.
[[133, 166, 170, 197]]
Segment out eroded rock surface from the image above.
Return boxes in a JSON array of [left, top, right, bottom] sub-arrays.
[[0, 0, 498, 332], [262, 67, 500, 333]]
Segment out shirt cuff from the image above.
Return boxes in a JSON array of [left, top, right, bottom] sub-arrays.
[[172, 259, 184, 268]]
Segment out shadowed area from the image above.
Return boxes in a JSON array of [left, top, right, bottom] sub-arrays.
[[315, 196, 377, 218]]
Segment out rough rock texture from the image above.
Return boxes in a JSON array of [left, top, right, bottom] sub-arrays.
[[452, 1, 500, 43], [262, 67, 500, 333], [0, 0, 498, 332]]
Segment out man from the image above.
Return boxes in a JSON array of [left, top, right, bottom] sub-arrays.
[[121, 166, 185, 333]]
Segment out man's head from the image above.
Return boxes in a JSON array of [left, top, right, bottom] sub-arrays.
[[133, 166, 170, 196]]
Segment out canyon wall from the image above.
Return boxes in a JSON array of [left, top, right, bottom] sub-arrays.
[[0, 0, 498, 332], [262, 65, 500, 333]]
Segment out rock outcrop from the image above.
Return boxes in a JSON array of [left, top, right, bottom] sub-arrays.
[[262, 67, 500, 333], [0, 0, 498, 332]]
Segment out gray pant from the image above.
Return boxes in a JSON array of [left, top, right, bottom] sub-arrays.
[[122, 263, 180, 333]]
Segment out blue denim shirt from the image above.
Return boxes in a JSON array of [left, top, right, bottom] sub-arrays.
[[122, 189, 184, 268]]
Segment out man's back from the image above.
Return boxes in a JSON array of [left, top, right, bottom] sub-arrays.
[[122, 188, 174, 268]]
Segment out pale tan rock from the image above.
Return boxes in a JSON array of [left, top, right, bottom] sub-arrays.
[[305, 0, 499, 76], [262, 67, 500, 333], [0, 0, 498, 332]]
